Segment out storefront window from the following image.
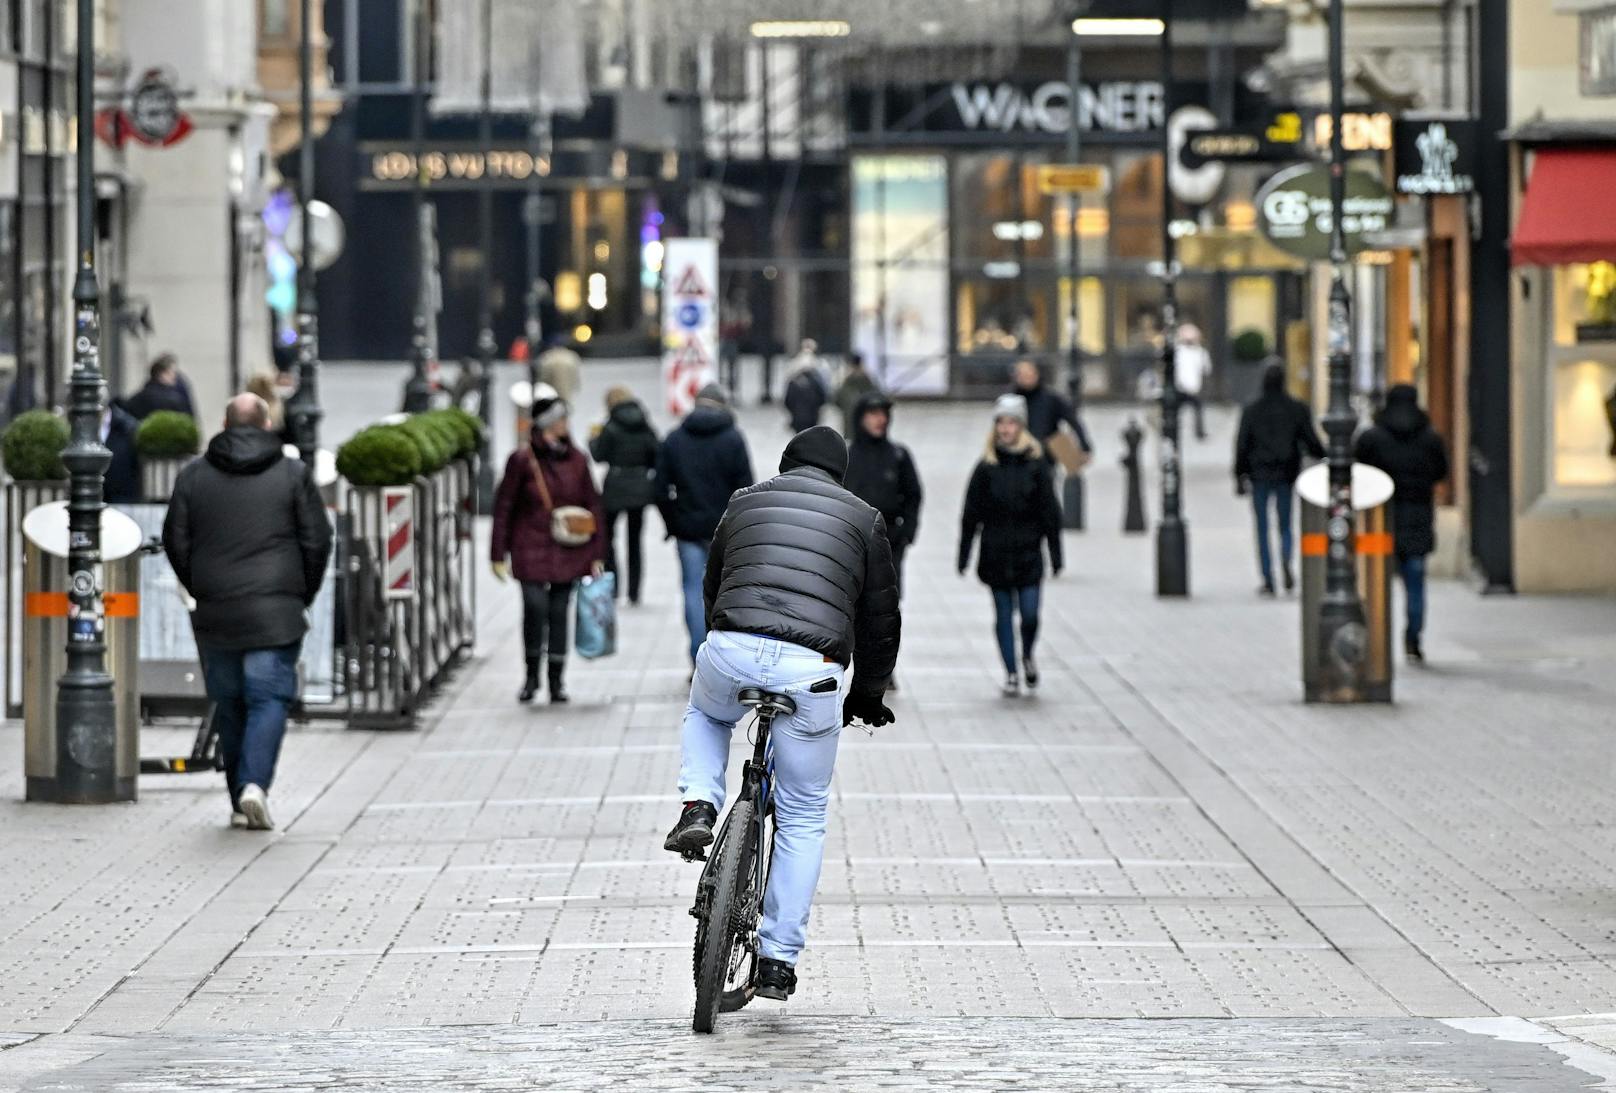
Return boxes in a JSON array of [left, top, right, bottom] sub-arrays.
[[851, 154, 950, 394], [1545, 263, 1616, 490]]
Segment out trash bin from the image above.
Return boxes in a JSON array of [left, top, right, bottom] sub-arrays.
[[1297, 462, 1396, 704], [22, 501, 143, 802]]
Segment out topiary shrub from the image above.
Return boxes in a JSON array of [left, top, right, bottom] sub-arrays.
[[423, 408, 479, 458], [133, 411, 201, 458], [1231, 329, 1270, 363], [336, 425, 424, 487], [397, 416, 453, 474], [2, 410, 69, 482]]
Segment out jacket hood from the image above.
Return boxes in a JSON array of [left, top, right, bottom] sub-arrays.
[[204, 426, 285, 475], [681, 404, 733, 437], [1377, 386, 1429, 438], [852, 391, 894, 443], [608, 400, 650, 432]]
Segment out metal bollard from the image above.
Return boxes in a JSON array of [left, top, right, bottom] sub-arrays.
[[1298, 462, 1395, 703], [1121, 418, 1147, 534]]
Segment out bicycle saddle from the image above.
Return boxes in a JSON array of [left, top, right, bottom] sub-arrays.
[[737, 688, 797, 718]]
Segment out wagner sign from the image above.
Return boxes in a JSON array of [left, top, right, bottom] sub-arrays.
[[1256, 165, 1394, 261], [854, 81, 1171, 138]]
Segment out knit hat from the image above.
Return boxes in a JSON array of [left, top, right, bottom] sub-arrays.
[[605, 385, 634, 410], [531, 382, 567, 430], [695, 382, 730, 409], [992, 393, 1029, 426], [780, 425, 849, 482]]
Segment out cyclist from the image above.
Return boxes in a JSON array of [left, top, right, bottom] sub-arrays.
[[664, 425, 900, 1002]]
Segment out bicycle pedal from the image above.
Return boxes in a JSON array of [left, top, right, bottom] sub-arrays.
[[681, 848, 708, 863]]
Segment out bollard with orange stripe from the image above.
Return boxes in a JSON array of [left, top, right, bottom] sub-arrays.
[[1300, 531, 1393, 558], [25, 592, 140, 618]]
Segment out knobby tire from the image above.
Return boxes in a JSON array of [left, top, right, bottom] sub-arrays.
[[692, 799, 754, 1033]]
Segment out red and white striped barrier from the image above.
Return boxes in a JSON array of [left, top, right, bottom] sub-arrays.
[[384, 486, 414, 600]]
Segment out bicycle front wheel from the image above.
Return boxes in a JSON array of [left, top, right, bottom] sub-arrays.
[[691, 798, 755, 1033]]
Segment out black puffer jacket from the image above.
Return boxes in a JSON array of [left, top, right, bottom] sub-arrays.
[[704, 467, 900, 698], [588, 399, 659, 512], [162, 427, 333, 650], [843, 394, 923, 548], [1354, 387, 1449, 558], [654, 405, 754, 543], [1234, 383, 1325, 484], [959, 436, 1064, 588]]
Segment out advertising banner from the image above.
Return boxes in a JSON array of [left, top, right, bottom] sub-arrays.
[[661, 238, 719, 416], [851, 156, 950, 396]]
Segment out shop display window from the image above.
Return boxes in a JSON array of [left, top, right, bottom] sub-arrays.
[[1552, 357, 1616, 488]]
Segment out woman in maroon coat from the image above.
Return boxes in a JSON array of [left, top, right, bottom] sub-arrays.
[[491, 386, 606, 703]]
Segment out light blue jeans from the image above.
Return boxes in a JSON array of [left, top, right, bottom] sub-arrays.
[[676, 539, 710, 662], [679, 630, 845, 965]]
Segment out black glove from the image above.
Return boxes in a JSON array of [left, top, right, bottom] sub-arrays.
[[843, 692, 895, 728]]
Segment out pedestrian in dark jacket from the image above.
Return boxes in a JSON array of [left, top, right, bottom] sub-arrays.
[[1011, 359, 1092, 460], [121, 355, 196, 420], [1234, 363, 1325, 596], [834, 352, 879, 435], [844, 392, 922, 595], [959, 394, 1063, 697], [162, 393, 333, 831], [588, 385, 659, 605], [783, 340, 830, 432], [491, 386, 607, 704], [101, 405, 142, 504], [1354, 384, 1449, 663], [664, 425, 899, 1001], [653, 383, 753, 662]]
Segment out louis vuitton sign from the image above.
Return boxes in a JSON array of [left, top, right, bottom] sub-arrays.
[[1393, 118, 1478, 196]]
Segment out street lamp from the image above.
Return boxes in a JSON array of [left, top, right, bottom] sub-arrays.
[[1062, 6, 1087, 531], [474, 0, 496, 510], [403, 0, 436, 414], [287, 0, 324, 469], [54, 0, 122, 802], [1316, 0, 1370, 698], [1155, 0, 1189, 596]]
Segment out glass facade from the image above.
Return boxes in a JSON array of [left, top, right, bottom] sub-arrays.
[[1547, 262, 1616, 491]]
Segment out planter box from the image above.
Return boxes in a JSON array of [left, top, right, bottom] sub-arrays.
[[140, 457, 191, 503]]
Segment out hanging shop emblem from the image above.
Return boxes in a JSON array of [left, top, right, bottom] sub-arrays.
[[1255, 164, 1394, 261], [1393, 118, 1478, 195]]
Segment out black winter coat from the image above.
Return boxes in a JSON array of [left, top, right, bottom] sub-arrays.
[[654, 405, 754, 543], [162, 427, 333, 650], [1354, 399, 1449, 558], [1234, 391, 1325, 484], [121, 379, 194, 421], [1016, 383, 1092, 456], [784, 367, 828, 432], [843, 403, 923, 548], [588, 400, 660, 512], [103, 406, 141, 504], [705, 467, 900, 698], [959, 440, 1063, 588]]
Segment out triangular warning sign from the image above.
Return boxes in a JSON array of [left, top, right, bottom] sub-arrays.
[[671, 264, 710, 299], [669, 336, 710, 371]]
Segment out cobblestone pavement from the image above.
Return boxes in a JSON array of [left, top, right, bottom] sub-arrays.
[[3, 359, 1615, 1089]]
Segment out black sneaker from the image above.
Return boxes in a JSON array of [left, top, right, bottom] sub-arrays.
[[1258, 580, 1277, 598], [1282, 562, 1296, 593], [755, 957, 797, 1001], [663, 801, 717, 854], [1022, 655, 1039, 690], [1406, 637, 1425, 664]]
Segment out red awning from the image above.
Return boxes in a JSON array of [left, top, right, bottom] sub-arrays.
[[1512, 148, 1616, 266]]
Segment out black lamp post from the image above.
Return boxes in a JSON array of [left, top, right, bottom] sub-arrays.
[[1061, 10, 1086, 531], [288, 0, 323, 468], [1155, 0, 1189, 596], [1315, 0, 1371, 699], [53, 0, 123, 803], [474, 0, 496, 510], [402, 0, 436, 414]]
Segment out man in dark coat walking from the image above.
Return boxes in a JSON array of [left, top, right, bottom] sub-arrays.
[[654, 383, 754, 662], [664, 425, 899, 1003], [1011, 359, 1092, 461], [1234, 363, 1325, 595], [121, 354, 196, 420], [101, 404, 142, 504], [163, 393, 332, 830], [1354, 384, 1450, 663], [843, 392, 922, 594], [588, 386, 659, 604]]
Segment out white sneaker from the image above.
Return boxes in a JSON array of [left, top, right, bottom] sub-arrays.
[[229, 810, 250, 830], [238, 784, 274, 831], [1001, 675, 1021, 697]]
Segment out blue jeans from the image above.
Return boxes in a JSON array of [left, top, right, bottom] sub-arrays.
[[676, 539, 710, 662], [991, 585, 1041, 675], [1398, 555, 1427, 642], [198, 641, 301, 809], [1251, 480, 1295, 585], [678, 631, 845, 965]]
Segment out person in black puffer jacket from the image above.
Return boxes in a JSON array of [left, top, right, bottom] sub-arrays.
[[162, 394, 333, 831], [664, 425, 900, 1003], [1234, 362, 1325, 596], [1354, 384, 1449, 663], [959, 394, 1063, 697], [589, 386, 659, 604], [654, 383, 754, 662], [843, 392, 923, 595]]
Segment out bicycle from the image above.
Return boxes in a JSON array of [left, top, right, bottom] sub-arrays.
[[683, 686, 792, 1034]]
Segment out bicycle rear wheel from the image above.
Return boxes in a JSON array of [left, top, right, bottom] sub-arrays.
[[692, 799, 755, 1033]]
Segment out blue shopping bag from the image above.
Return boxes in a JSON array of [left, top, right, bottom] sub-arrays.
[[575, 573, 617, 659]]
